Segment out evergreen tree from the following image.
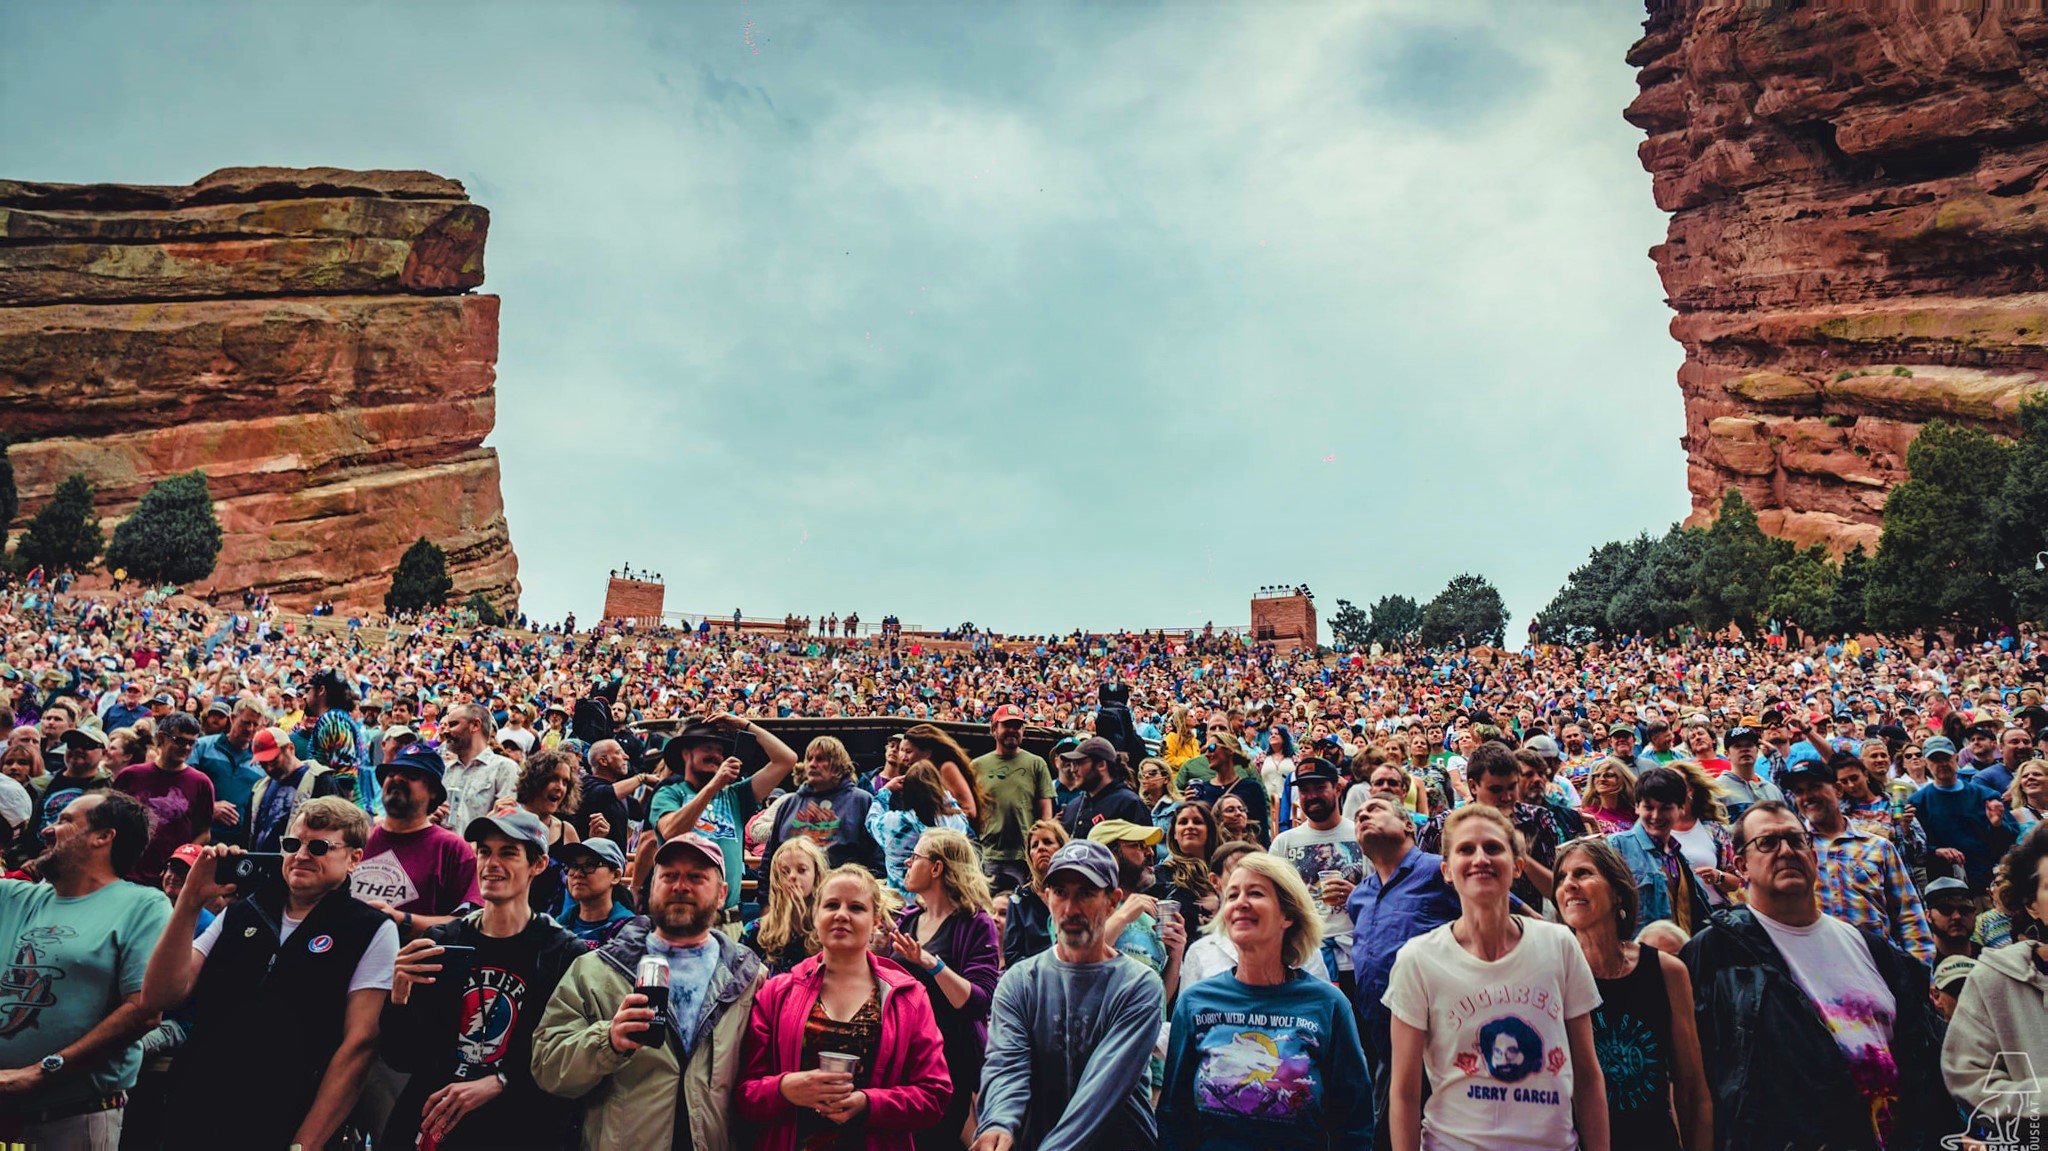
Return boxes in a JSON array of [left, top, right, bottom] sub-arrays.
[[1364, 594, 1424, 646], [1418, 574, 1507, 649], [104, 470, 223, 586], [1328, 599, 1370, 649], [385, 538, 453, 614], [12, 473, 102, 575], [1766, 543, 1838, 641], [1865, 420, 2013, 635], [1689, 489, 1790, 636], [1990, 391, 2048, 622], [1534, 534, 1654, 643], [0, 436, 16, 540], [1609, 524, 1700, 637], [1828, 544, 1871, 637], [464, 591, 506, 627]]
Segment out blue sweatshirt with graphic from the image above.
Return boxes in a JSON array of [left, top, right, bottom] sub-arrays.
[[1160, 969, 1372, 1151]]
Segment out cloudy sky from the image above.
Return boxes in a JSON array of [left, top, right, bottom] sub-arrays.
[[2, 0, 1685, 638]]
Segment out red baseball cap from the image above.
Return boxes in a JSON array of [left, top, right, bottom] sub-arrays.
[[251, 728, 284, 763], [990, 704, 1027, 726], [168, 843, 205, 870]]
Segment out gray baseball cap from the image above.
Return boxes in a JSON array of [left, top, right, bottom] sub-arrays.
[[550, 837, 627, 872], [463, 810, 551, 857], [1042, 840, 1119, 889]]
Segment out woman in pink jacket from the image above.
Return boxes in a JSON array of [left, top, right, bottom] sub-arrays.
[[737, 864, 952, 1151]]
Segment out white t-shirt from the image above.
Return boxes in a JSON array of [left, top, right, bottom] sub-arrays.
[[1750, 908, 1902, 1124], [1383, 917, 1601, 1151], [1671, 821, 1726, 906], [195, 906, 399, 993], [1268, 820, 1364, 971], [0, 774, 31, 828]]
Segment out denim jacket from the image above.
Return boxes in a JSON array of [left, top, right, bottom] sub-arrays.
[[1607, 824, 1711, 936]]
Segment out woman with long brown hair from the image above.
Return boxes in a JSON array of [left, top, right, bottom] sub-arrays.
[[1000, 819, 1067, 967], [1160, 799, 1220, 927], [900, 723, 990, 832], [867, 762, 971, 896]]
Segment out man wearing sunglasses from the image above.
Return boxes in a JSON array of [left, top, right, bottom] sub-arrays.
[[110, 712, 214, 885], [142, 797, 396, 1151], [1680, 800, 1951, 1151]]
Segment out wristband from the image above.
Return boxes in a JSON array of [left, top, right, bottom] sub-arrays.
[[924, 956, 946, 976]]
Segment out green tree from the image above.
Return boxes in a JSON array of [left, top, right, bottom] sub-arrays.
[[385, 538, 453, 614], [1689, 489, 1790, 636], [464, 591, 506, 627], [1990, 391, 2048, 622], [1865, 420, 2014, 635], [1534, 534, 1654, 643], [1328, 599, 1370, 649], [0, 436, 16, 540], [11, 473, 102, 575], [1364, 594, 1424, 646], [1767, 543, 1839, 640], [1609, 524, 1701, 637], [1418, 574, 1507, 648], [1828, 544, 1871, 636], [104, 470, 223, 585]]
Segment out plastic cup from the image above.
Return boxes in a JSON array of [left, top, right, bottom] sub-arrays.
[[818, 1052, 860, 1078], [1156, 899, 1181, 924]]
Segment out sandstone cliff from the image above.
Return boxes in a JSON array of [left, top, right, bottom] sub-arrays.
[[1, 166, 518, 610], [1628, 3, 2048, 552]]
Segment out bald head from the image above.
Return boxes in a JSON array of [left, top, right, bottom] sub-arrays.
[[590, 739, 628, 779]]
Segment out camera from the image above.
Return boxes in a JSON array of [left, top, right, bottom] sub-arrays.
[[217, 853, 283, 889]]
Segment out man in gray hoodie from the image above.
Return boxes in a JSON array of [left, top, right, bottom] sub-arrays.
[[973, 840, 1162, 1151]]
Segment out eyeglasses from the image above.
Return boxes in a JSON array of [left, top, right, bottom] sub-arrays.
[[281, 837, 344, 857], [563, 861, 614, 875], [1741, 831, 1810, 856]]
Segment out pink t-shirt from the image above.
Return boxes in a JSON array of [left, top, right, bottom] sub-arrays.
[[349, 824, 479, 914]]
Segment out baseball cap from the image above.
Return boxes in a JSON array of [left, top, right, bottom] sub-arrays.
[[464, 810, 551, 857], [1922, 736, 1958, 758], [1932, 954, 1978, 995], [203, 699, 232, 718], [381, 725, 419, 746], [1521, 735, 1561, 759], [1042, 840, 1119, 889], [551, 837, 628, 873], [1780, 751, 1836, 787], [1293, 757, 1344, 785], [989, 704, 1027, 725], [1922, 876, 1975, 906], [1088, 819, 1164, 847], [167, 843, 205, 870], [59, 727, 107, 750], [251, 728, 285, 763], [1058, 736, 1119, 763], [1724, 726, 1761, 746], [376, 742, 449, 804], [653, 832, 724, 873]]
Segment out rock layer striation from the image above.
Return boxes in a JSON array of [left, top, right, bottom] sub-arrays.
[[1, 167, 518, 609], [1628, 3, 2048, 551]]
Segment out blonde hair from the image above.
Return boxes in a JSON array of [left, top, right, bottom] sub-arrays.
[[1025, 818, 1069, 888], [917, 827, 993, 915], [758, 838, 828, 958], [1672, 757, 1730, 824], [801, 736, 854, 786], [290, 796, 371, 850], [808, 864, 890, 953], [1137, 757, 1181, 803], [1441, 803, 1524, 861], [1213, 851, 1324, 970], [2007, 758, 2048, 810]]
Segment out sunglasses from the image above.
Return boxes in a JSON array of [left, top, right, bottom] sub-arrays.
[[281, 837, 345, 857]]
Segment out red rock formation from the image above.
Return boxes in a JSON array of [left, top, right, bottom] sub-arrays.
[[2, 167, 518, 609], [1628, 3, 2048, 552]]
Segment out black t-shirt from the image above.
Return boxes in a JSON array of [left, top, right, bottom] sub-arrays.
[[571, 772, 631, 851]]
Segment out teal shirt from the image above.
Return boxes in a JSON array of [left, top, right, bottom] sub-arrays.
[[647, 776, 761, 909], [0, 880, 172, 1107], [189, 733, 261, 845]]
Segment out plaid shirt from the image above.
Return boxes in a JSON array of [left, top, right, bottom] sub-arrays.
[[1812, 821, 1938, 970]]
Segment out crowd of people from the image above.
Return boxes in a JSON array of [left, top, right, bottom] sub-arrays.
[[0, 577, 2044, 1150]]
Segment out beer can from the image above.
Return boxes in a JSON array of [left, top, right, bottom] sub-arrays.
[[636, 955, 671, 992]]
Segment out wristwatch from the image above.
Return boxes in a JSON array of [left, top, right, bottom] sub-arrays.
[[39, 1054, 62, 1075]]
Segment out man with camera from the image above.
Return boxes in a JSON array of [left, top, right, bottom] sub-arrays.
[[0, 791, 169, 1150], [533, 832, 765, 1150], [141, 796, 397, 1151], [381, 809, 584, 1150]]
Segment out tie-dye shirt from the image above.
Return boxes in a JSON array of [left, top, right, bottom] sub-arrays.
[[1752, 908, 1902, 1147]]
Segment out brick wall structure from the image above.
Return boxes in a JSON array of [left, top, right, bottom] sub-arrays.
[[603, 578, 665, 626], [1250, 593, 1317, 646]]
